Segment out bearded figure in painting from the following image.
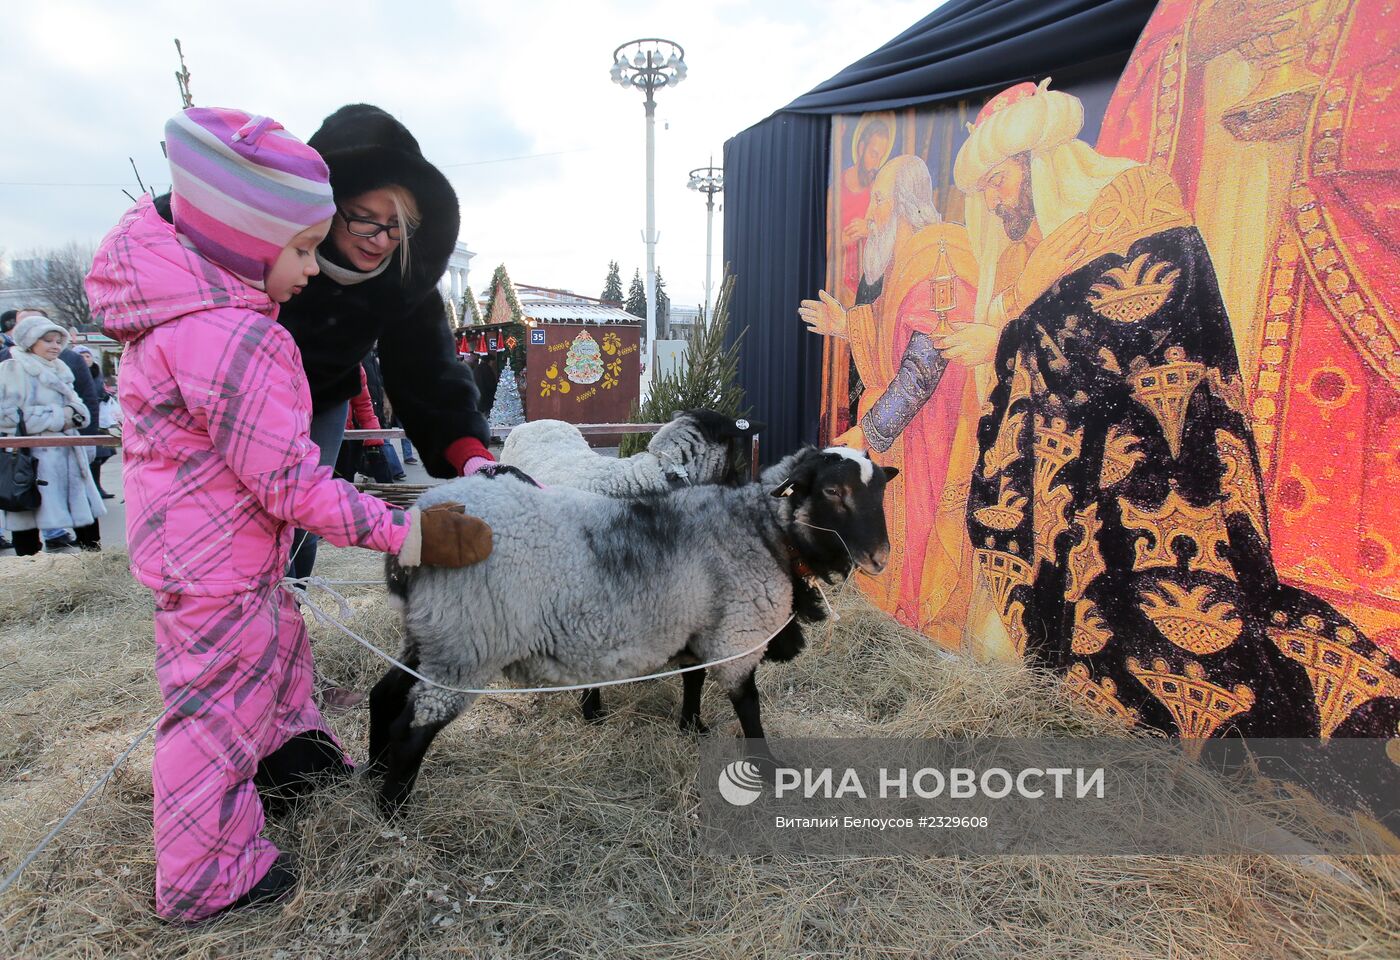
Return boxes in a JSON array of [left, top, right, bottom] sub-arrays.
[[800, 155, 981, 642], [957, 81, 1400, 816]]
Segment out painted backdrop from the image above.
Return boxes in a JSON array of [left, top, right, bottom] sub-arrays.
[[802, 0, 1399, 770]]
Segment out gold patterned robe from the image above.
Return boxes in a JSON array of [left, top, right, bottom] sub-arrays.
[[966, 165, 1400, 829]]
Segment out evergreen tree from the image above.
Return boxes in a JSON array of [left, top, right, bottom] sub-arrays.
[[490, 361, 526, 429], [601, 261, 624, 304], [620, 273, 746, 456], [653, 267, 671, 337], [459, 286, 483, 325], [624, 268, 647, 320]]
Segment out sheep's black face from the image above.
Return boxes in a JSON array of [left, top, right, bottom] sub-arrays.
[[775, 447, 898, 578]]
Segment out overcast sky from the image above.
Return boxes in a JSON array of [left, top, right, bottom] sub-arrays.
[[1, 0, 935, 308]]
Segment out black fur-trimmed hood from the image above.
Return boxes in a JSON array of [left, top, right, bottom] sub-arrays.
[[309, 104, 459, 302]]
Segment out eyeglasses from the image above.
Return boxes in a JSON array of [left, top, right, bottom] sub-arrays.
[[336, 208, 417, 241]]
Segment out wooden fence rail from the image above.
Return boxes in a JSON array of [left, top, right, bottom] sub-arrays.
[[0, 423, 763, 479]]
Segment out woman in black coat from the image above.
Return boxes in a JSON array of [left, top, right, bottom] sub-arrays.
[[279, 104, 494, 578]]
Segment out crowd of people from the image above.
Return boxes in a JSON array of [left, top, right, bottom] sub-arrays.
[[0, 307, 115, 554]]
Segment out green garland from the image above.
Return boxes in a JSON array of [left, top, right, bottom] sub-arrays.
[[483, 264, 525, 325], [479, 264, 528, 371]]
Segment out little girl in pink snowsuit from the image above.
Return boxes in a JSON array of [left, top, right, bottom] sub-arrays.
[[85, 107, 491, 922]]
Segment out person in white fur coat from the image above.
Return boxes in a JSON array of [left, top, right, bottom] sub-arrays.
[[0, 315, 106, 554]]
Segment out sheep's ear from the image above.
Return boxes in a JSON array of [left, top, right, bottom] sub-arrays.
[[771, 453, 816, 498], [733, 418, 764, 437], [880, 466, 900, 483], [669, 410, 686, 422]]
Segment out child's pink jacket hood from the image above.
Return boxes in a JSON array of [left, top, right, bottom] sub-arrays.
[[86, 197, 408, 594], [90, 197, 278, 340]]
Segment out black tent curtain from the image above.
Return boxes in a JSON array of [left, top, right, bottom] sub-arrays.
[[723, 0, 1159, 462]]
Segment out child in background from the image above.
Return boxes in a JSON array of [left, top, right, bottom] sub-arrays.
[[85, 107, 491, 922]]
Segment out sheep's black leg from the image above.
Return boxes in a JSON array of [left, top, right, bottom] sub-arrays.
[[679, 669, 708, 733], [367, 659, 418, 774], [728, 672, 781, 777], [579, 687, 605, 724], [377, 703, 451, 818], [728, 672, 766, 743]]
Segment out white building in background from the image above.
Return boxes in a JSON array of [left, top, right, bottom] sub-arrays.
[[439, 241, 476, 307], [668, 305, 701, 339], [1, 258, 59, 317], [0, 287, 53, 316]]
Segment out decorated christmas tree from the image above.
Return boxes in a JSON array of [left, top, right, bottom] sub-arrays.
[[564, 330, 605, 384], [490, 361, 525, 429]]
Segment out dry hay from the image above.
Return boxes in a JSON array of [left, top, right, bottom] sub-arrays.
[[1, 549, 1397, 960]]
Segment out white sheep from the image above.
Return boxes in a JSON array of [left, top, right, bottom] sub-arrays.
[[499, 409, 761, 496]]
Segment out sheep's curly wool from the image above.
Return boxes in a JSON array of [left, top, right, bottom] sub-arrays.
[[394, 469, 792, 726]]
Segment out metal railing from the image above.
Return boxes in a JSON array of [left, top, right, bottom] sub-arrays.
[[2, 423, 764, 479]]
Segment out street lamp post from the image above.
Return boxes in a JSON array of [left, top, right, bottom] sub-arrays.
[[687, 159, 723, 321], [611, 38, 685, 384]]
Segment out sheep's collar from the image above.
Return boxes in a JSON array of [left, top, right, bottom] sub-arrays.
[[784, 540, 817, 580]]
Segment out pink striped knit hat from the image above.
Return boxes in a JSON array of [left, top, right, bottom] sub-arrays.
[[165, 107, 336, 289]]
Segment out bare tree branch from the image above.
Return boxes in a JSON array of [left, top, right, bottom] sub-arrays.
[[31, 243, 97, 330]]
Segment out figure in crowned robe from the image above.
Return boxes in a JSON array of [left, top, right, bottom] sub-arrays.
[[1096, 0, 1400, 656], [959, 82, 1400, 834], [800, 155, 980, 642]]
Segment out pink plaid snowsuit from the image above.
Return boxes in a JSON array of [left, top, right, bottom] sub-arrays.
[[86, 197, 410, 921]]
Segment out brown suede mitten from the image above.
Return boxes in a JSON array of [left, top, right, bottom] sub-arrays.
[[398, 503, 493, 568]]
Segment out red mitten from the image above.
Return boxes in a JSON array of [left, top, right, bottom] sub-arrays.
[[446, 436, 496, 476]]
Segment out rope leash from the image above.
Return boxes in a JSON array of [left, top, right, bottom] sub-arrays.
[[0, 632, 235, 899], [281, 512, 873, 696], [0, 576, 383, 898], [283, 576, 793, 696], [0, 712, 166, 898], [3, 518, 865, 896]]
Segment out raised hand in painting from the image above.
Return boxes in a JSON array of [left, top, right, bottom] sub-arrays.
[[931, 322, 999, 366], [832, 424, 867, 449], [1011, 215, 1092, 315], [798, 289, 850, 340]]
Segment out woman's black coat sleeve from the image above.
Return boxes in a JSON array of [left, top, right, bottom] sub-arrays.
[[376, 288, 491, 478]]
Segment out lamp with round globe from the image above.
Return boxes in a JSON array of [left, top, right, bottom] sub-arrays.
[[610, 38, 686, 378]]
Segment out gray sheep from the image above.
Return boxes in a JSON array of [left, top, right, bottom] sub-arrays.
[[368, 445, 897, 813], [502, 408, 764, 724]]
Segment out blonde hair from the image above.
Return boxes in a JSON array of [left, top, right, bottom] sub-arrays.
[[384, 185, 421, 279]]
